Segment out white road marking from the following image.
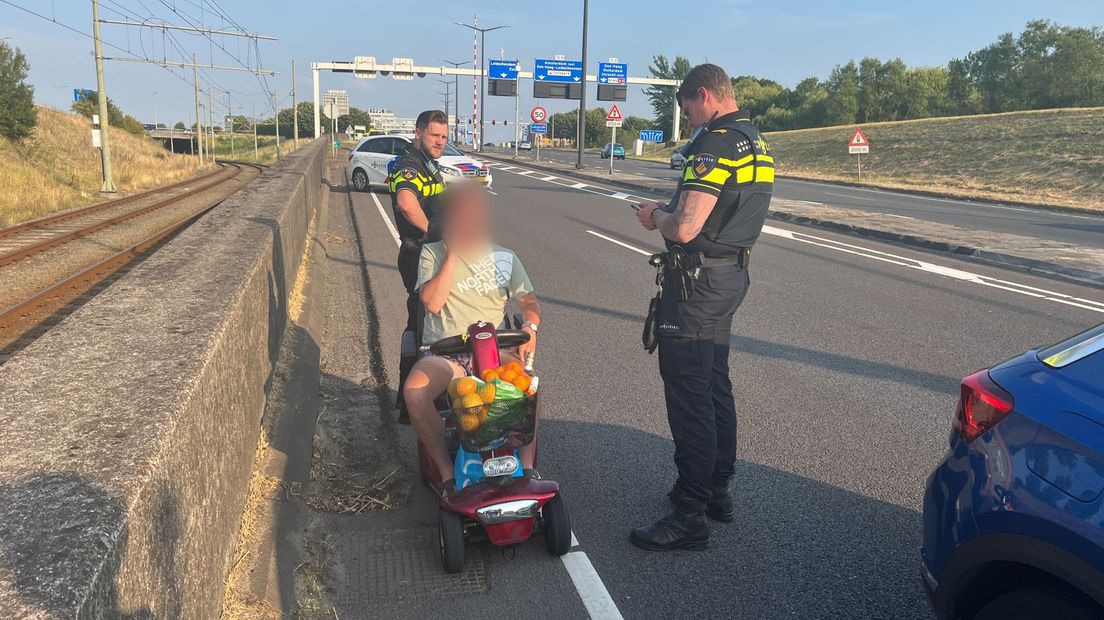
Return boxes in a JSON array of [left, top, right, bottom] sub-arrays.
[[542, 175, 559, 181], [761, 225, 1104, 315], [610, 192, 631, 200], [561, 551, 624, 620], [492, 164, 1104, 316], [368, 191, 401, 247], [586, 230, 652, 256], [783, 178, 1098, 220], [487, 190, 499, 196], [570, 531, 580, 547], [884, 214, 917, 220], [825, 191, 880, 202], [571, 182, 588, 189]]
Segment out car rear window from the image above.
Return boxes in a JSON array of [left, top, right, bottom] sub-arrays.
[[1039, 323, 1104, 368]]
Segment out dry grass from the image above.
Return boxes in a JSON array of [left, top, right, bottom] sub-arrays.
[[0, 106, 207, 227], [637, 107, 1104, 210], [768, 107, 1104, 210], [206, 133, 309, 166]]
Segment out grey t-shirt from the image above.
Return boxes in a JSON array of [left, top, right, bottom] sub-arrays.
[[415, 242, 534, 345]]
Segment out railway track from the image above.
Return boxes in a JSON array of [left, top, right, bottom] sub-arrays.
[[0, 161, 264, 364]]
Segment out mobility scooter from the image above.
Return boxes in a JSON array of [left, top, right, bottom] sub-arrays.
[[407, 320, 571, 573]]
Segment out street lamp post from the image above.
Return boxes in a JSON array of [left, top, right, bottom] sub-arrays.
[[441, 59, 471, 144], [456, 20, 508, 153], [437, 79, 453, 129]]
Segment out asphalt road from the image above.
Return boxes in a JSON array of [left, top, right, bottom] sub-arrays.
[[496, 147, 1104, 250], [346, 164, 1103, 619]]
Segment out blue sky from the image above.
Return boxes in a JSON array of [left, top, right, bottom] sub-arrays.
[[2, 0, 1101, 141]]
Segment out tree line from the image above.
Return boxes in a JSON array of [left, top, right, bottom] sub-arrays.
[[647, 20, 1104, 137]]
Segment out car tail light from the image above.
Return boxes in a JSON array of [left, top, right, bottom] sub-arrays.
[[953, 369, 1014, 442]]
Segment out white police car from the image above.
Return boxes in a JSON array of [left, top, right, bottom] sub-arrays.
[[346, 135, 492, 191]]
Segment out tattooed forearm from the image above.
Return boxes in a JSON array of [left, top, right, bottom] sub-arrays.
[[654, 191, 718, 244]]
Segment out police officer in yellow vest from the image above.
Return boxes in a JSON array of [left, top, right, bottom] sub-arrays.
[[391, 110, 448, 417], [633, 64, 774, 551]]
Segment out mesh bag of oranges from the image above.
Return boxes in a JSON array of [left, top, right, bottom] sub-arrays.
[[447, 362, 537, 451]]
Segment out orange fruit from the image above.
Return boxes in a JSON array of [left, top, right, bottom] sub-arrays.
[[458, 413, 481, 432], [481, 369, 500, 383], [501, 368, 518, 383], [456, 377, 478, 396], [478, 382, 496, 404], [507, 361, 523, 374], [511, 375, 531, 392], [447, 378, 463, 400], [460, 392, 485, 412]]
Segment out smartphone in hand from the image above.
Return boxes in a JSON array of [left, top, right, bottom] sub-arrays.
[[630, 203, 642, 212]]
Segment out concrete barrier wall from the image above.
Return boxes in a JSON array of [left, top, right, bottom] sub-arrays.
[[0, 141, 326, 618]]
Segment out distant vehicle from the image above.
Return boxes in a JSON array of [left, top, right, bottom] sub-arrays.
[[922, 323, 1104, 620], [483, 142, 495, 147], [601, 143, 625, 160], [368, 129, 386, 136], [670, 145, 688, 169], [143, 124, 156, 132], [346, 135, 492, 191], [519, 141, 532, 151]]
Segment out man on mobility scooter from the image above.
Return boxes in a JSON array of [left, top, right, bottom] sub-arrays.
[[402, 183, 570, 571]]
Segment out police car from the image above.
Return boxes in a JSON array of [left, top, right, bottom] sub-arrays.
[[346, 135, 492, 191]]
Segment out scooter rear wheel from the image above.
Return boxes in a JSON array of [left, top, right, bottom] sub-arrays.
[[542, 493, 571, 556], [439, 509, 465, 573]]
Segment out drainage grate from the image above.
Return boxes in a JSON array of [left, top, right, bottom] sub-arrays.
[[332, 528, 488, 609]]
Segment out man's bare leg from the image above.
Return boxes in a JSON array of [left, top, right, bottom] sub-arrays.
[[404, 356, 464, 488]]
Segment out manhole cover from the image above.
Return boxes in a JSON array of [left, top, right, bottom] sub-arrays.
[[332, 528, 488, 609]]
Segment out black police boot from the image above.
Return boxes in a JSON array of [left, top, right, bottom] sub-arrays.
[[706, 480, 736, 523], [629, 508, 709, 551], [668, 482, 736, 522]]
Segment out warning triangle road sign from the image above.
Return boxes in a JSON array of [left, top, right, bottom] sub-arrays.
[[606, 105, 623, 122], [849, 128, 870, 147]]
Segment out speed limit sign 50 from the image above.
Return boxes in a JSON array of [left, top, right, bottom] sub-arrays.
[[531, 106, 547, 123]]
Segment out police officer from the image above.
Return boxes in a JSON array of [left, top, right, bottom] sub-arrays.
[[391, 110, 449, 416], [632, 64, 774, 551]]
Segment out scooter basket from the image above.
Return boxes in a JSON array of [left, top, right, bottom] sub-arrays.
[[451, 396, 536, 452]]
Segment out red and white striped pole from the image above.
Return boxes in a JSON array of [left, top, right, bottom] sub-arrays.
[[472, 15, 479, 147]]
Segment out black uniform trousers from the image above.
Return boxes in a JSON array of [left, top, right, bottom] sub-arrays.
[[656, 264, 750, 513], [397, 240, 422, 332], [396, 240, 422, 411]]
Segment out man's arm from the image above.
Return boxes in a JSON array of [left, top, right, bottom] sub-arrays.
[[516, 292, 541, 361], [395, 189, 429, 236], [651, 190, 719, 244], [418, 251, 457, 314]]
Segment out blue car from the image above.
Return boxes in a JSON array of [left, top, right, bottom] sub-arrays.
[[601, 142, 625, 160], [922, 322, 1104, 619]]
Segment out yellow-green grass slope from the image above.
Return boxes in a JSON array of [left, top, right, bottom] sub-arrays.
[[766, 107, 1104, 211], [0, 106, 208, 227]]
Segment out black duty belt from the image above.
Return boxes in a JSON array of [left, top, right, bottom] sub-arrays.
[[400, 237, 423, 251]]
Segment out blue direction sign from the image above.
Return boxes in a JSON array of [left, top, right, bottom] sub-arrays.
[[598, 62, 627, 85], [534, 58, 583, 83], [529, 123, 548, 134], [489, 59, 519, 80], [640, 129, 664, 142]]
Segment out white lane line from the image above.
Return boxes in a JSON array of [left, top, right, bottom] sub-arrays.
[[493, 162, 645, 203], [760, 225, 1104, 315], [517, 170, 537, 176], [784, 178, 1098, 220], [610, 192, 631, 200], [586, 230, 652, 256], [368, 191, 401, 247], [571, 182, 588, 189], [884, 214, 917, 220], [561, 552, 624, 620], [570, 531, 580, 547], [825, 191, 880, 202], [487, 190, 499, 196], [542, 175, 559, 181]]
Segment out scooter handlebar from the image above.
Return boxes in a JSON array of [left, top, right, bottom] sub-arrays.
[[428, 330, 531, 356]]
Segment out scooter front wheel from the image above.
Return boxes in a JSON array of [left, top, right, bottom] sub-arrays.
[[439, 509, 465, 573], [542, 493, 571, 556]]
